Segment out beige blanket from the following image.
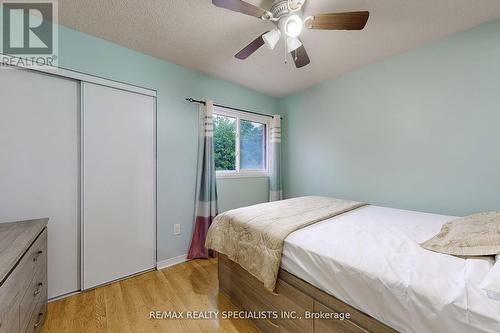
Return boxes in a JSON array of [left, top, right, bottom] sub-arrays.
[[205, 196, 366, 290]]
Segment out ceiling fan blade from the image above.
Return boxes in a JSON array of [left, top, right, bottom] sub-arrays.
[[292, 45, 310, 68], [305, 11, 369, 30], [212, 0, 267, 19], [235, 32, 267, 60]]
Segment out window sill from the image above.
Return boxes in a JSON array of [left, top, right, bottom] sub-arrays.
[[216, 172, 270, 179]]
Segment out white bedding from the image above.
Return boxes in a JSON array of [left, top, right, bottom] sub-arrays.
[[281, 206, 500, 333]]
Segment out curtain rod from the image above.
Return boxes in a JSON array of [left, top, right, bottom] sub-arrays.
[[185, 98, 282, 119]]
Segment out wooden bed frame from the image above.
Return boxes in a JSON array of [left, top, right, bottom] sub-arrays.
[[218, 254, 398, 333]]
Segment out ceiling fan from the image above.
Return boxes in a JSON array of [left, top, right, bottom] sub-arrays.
[[212, 0, 370, 68]]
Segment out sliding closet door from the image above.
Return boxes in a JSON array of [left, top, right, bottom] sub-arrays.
[[0, 67, 80, 298], [82, 82, 156, 289]]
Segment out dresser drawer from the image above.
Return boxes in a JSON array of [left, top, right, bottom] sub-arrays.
[[0, 302, 20, 333], [0, 227, 48, 333], [0, 270, 22, 310], [20, 230, 47, 333], [27, 229, 47, 278], [24, 292, 47, 333], [0, 243, 37, 309], [19, 271, 47, 333]]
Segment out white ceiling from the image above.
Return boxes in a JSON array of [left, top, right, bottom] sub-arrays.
[[58, 0, 500, 97]]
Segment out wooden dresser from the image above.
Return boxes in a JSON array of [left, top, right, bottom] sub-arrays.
[[0, 219, 48, 333]]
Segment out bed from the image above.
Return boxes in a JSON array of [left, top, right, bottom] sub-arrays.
[[214, 203, 500, 333]]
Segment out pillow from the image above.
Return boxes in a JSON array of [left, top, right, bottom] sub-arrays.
[[480, 255, 500, 301], [421, 211, 500, 256]]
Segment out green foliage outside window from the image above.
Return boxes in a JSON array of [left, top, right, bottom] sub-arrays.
[[213, 114, 265, 171], [214, 115, 236, 171]]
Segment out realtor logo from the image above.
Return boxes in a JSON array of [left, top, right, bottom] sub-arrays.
[[1, 0, 58, 67]]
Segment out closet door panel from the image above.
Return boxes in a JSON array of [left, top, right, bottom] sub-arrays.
[[0, 67, 80, 298], [82, 82, 155, 289]]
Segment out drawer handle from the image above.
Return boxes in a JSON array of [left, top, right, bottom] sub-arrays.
[[34, 282, 43, 296], [33, 250, 43, 262], [34, 312, 43, 328]]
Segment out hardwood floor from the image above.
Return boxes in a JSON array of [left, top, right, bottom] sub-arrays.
[[41, 258, 260, 333]]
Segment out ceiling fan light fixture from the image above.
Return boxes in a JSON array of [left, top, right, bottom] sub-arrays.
[[282, 14, 303, 38], [286, 37, 302, 53], [212, 0, 371, 69], [262, 29, 281, 50]]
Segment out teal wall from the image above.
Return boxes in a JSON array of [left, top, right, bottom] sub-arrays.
[[217, 177, 270, 212], [279, 18, 500, 216], [55, 26, 278, 262]]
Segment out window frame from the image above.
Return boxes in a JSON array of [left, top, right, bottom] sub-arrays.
[[213, 106, 271, 179]]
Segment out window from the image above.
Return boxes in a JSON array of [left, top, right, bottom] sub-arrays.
[[213, 106, 270, 178]]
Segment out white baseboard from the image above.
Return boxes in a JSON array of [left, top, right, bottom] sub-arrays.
[[156, 254, 188, 270]]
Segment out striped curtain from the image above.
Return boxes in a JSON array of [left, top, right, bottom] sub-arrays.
[[187, 100, 218, 259], [269, 115, 283, 201]]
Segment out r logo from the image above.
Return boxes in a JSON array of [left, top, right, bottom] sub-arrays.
[[2, 1, 53, 54]]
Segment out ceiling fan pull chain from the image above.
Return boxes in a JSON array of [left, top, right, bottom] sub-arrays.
[[284, 38, 288, 64]]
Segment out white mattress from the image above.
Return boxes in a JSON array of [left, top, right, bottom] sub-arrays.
[[281, 206, 500, 333]]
